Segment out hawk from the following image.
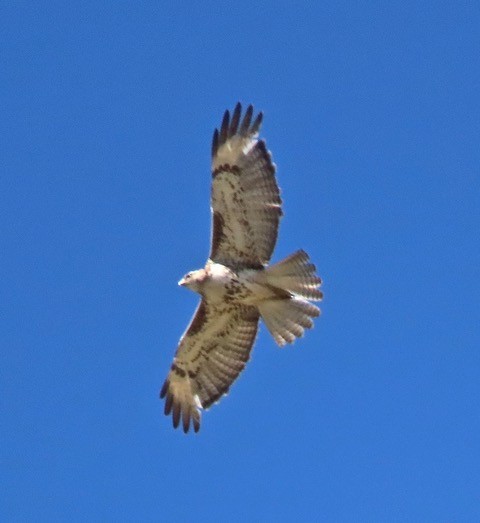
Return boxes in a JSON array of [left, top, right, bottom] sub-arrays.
[[160, 103, 323, 433]]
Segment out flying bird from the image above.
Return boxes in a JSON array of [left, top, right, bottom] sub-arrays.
[[160, 103, 323, 433]]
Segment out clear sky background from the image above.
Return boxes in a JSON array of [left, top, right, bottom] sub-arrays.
[[2, 2, 479, 521]]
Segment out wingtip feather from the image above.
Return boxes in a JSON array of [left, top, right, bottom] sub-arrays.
[[172, 402, 181, 429], [160, 372, 203, 434], [251, 111, 263, 135], [220, 109, 230, 143], [240, 104, 254, 135], [212, 128, 219, 157], [230, 103, 242, 136]]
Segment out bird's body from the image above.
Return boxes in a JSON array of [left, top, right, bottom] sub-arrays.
[[160, 104, 323, 433], [181, 260, 310, 306]]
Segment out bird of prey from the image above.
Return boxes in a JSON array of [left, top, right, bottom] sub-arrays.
[[160, 103, 323, 433]]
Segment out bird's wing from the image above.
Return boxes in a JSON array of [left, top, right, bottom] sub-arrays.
[[160, 299, 260, 433], [210, 103, 282, 269]]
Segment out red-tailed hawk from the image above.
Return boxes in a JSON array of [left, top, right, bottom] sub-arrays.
[[160, 104, 323, 433]]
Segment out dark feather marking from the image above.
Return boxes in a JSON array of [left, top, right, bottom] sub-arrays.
[[229, 103, 242, 137], [220, 109, 230, 144], [240, 105, 253, 135], [244, 261, 265, 270], [171, 362, 186, 378], [191, 350, 203, 364], [164, 392, 173, 415], [186, 300, 208, 336], [264, 284, 292, 299], [212, 163, 241, 178], [210, 212, 225, 259], [204, 341, 219, 354], [211, 128, 219, 157], [255, 140, 276, 177], [172, 402, 181, 428], [250, 111, 263, 135], [159, 379, 169, 399], [192, 415, 200, 433], [182, 406, 190, 433]]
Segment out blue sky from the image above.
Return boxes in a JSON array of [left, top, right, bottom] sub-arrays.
[[2, 2, 479, 521]]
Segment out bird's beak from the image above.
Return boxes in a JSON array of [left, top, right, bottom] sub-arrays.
[[178, 277, 186, 287]]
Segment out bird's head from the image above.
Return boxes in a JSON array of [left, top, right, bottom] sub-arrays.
[[178, 269, 207, 293]]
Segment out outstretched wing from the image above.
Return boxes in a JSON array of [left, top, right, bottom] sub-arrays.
[[160, 299, 260, 433], [210, 103, 282, 269]]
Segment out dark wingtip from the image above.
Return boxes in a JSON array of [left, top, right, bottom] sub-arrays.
[[159, 379, 168, 399], [220, 109, 230, 144], [240, 104, 254, 135], [182, 407, 190, 433], [172, 402, 181, 429], [183, 407, 201, 434], [164, 392, 174, 416], [193, 421, 200, 433], [254, 140, 276, 177], [212, 128, 219, 157], [213, 103, 263, 153], [251, 111, 263, 135], [160, 376, 202, 434], [229, 102, 242, 137]]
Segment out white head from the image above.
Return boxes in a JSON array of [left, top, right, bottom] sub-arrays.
[[178, 269, 207, 293]]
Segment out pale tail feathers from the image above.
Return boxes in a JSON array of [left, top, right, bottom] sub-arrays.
[[257, 250, 323, 347], [263, 250, 323, 300], [258, 297, 320, 346]]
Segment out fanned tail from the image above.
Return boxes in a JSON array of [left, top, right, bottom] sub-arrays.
[[257, 250, 323, 346]]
